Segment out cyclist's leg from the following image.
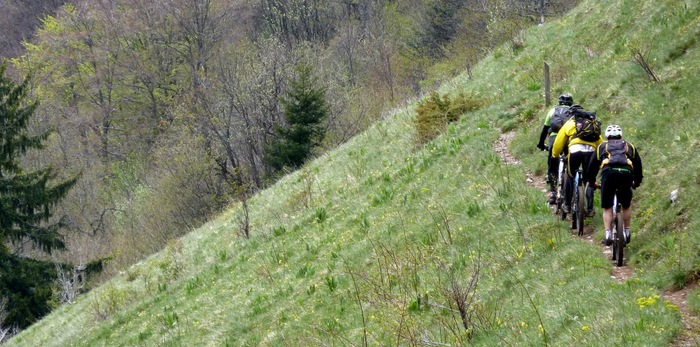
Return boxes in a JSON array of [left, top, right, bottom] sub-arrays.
[[617, 171, 634, 229], [564, 155, 574, 210], [600, 170, 616, 244], [603, 208, 614, 230], [566, 151, 585, 207], [582, 152, 595, 212], [622, 207, 632, 228]]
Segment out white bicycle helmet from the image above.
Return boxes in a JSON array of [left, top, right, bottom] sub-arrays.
[[605, 124, 623, 138]]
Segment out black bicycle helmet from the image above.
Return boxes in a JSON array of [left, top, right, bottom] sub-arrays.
[[558, 93, 573, 106]]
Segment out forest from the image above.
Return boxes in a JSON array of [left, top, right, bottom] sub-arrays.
[[0, 0, 577, 334]]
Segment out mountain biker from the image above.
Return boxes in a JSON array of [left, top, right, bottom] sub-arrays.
[[586, 124, 643, 246], [537, 93, 574, 204], [551, 106, 602, 217]]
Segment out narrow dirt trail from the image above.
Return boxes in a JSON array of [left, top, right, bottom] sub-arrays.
[[493, 132, 633, 279], [494, 131, 699, 346]]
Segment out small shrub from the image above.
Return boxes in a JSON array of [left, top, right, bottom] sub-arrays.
[[466, 201, 481, 217], [687, 286, 700, 315], [92, 284, 130, 320], [315, 207, 328, 223], [325, 276, 338, 292], [184, 276, 203, 295], [296, 263, 315, 278], [527, 81, 542, 91], [666, 35, 696, 63], [414, 92, 483, 146], [272, 226, 287, 237], [161, 306, 179, 329], [371, 185, 395, 206], [415, 92, 451, 146]]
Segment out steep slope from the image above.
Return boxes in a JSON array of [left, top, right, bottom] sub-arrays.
[[7, 0, 700, 345]]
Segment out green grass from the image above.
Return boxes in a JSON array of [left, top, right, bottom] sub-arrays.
[[8, 0, 700, 345]]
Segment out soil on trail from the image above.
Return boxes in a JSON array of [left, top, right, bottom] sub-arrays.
[[494, 131, 699, 346], [668, 281, 700, 346]]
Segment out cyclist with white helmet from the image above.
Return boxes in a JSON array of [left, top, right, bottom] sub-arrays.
[[587, 124, 644, 245]]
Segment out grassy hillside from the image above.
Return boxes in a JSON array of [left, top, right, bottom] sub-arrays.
[[8, 0, 700, 345]]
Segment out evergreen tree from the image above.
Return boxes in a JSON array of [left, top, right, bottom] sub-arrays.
[[265, 64, 329, 173], [0, 62, 78, 329]]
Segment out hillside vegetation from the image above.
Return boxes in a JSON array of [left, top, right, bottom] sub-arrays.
[[7, 0, 700, 345], [6, 0, 575, 278]]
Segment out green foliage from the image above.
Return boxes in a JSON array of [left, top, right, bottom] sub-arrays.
[[687, 286, 700, 315], [0, 63, 77, 252], [7, 0, 700, 346], [265, 64, 329, 173], [314, 207, 327, 223], [0, 63, 78, 329], [91, 284, 130, 321], [0, 253, 57, 329], [414, 92, 483, 145]]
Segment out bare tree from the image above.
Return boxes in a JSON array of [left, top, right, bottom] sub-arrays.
[[55, 263, 86, 304], [0, 297, 12, 343]]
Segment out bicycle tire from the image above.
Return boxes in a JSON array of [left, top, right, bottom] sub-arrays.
[[559, 174, 568, 220], [614, 228, 624, 266], [615, 206, 625, 243], [576, 185, 585, 236], [611, 212, 618, 261], [614, 205, 625, 266]]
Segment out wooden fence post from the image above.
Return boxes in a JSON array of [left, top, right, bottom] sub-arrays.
[[544, 62, 551, 106]]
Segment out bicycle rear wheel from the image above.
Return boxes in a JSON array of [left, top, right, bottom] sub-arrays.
[[614, 233, 624, 267], [576, 185, 585, 236], [615, 204, 625, 242], [612, 211, 624, 266]]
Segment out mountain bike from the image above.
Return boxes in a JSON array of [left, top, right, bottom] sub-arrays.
[[570, 166, 586, 236], [610, 193, 626, 267]]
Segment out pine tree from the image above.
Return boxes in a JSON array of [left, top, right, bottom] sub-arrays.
[[0, 62, 78, 329], [264, 64, 329, 173]]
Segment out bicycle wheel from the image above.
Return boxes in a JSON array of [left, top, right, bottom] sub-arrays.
[[615, 204, 625, 243], [614, 226, 624, 267], [576, 185, 585, 236], [609, 207, 624, 266], [559, 174, 568, 220], [611, 212, 618, 261]]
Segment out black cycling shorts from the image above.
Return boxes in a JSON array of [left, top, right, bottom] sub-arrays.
[[600, 168, 633, 209]]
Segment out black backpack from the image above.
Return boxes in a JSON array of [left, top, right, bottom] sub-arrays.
[[549, 106, 570, 133], [602, 139, 633, 169], [571, 110, 601, 142]]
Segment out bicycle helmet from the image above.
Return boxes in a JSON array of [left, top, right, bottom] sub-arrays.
[[605, 124, 623, 139], [558, 93, 574, 106]]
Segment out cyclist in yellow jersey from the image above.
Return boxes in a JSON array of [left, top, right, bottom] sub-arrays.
[[551, 106, 603, 217]]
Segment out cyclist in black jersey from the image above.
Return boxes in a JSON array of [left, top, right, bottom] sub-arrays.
[[587, 125, 644, 246], [537, 94, 573, 204]]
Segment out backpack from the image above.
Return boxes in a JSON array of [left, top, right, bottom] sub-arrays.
[[549, 106, 570, 133], [602, 139, 633, 169], [571, 110, 601, 142]]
